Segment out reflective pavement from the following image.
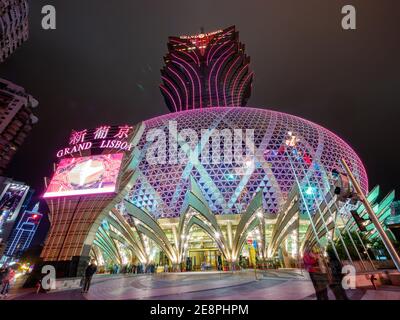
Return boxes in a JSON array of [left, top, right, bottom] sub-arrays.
[[7, 270, 400, 300]]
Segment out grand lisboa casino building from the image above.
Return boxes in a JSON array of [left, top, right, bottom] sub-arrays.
[[40, 26, 368, 276]]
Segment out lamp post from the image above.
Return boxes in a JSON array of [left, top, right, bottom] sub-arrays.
[[341, 159, 400, 272]]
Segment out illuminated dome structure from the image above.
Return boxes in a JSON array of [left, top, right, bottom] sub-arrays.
[[41, 26, 371, 275], [128, 107, 368, 219]]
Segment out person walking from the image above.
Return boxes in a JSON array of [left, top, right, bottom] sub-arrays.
[[0, 267, 5, 284], [327, 248, 349, 300], [303, 248, 329, 300], [82, 260, 97, 293], [0, 267, 15, 299], [217, 254, 222, 271]]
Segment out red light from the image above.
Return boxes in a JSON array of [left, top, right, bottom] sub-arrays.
[[303, 153, 312, 166], [32, 214, 38, 219]]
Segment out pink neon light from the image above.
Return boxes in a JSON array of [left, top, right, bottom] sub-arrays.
[[231, 63, 249, 106], [223, 55, 241, 106], [170, 39, 200, 66], [171, 59, 195, 109], [208, 44, 234, 106], [43, 153, 123, 198], [161, 76, 182, 111], [183, 50, 200, 67], [237, 72, 253, 106], [160, 84, 178, 112], [168, 66, 189, 110], [207, 41, 229, 66], [43, 187, 116, 198], [206, 29, 231, 65], [214, 48, 234, 106], [206, 45, 214, 66], [172, 53, 202, 109], [206, 42, 219, 66]]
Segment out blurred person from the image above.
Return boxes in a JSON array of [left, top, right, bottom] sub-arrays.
[[303, 248, 329, 300], [217, 254, 222, 271], [82, 259, 97, 293], [0, 267, 15, 298], [327, 247, 349, 300], [0, 267, 6, 283]]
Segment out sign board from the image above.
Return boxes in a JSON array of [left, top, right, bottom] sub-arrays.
[[56, 125, 134, 158], [43, 153, 124, 198]]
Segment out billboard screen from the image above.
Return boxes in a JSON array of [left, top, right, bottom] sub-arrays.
[[43, 153, 123, 198]]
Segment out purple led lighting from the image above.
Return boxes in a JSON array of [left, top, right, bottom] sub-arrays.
[[161, 26, 253, 112], [231, 63, 249, 106], [223, 55, 242, 107], [161, 76, 182, 111], [168, 66, 189, 110], [136, 107, 368, 218], [170, 39, 200, 66], [214, 48, 235, 106], [171, 59, 196, 109], [237, 72, 253, 106], [160, 84, 178, 112], [208, 44, 235, 106], [172, 53, 203, 109], [207, 41, 229, 66]]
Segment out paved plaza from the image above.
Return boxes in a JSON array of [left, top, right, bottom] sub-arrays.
[[5, 270, 400, 300]]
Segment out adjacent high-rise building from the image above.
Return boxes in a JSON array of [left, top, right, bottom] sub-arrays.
[[0, 0, 29, 63], [1, 2, 38, 175], [3, 202, 42, 260], [160, 26, 253, 112], [0, 79, 38, 175], [0, 177, 32, 262]]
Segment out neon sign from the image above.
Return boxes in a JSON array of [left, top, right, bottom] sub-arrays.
[[56, 125, 134, 158], [179, 30, 223, 40]]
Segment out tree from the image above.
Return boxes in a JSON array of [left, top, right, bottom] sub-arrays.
[[328, 231, 371, 261]]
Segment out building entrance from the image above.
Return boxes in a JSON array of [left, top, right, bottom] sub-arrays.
[[188, 249, 221, 271], [184, 226, 223, 271]]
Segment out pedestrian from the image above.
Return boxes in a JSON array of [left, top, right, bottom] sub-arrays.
[[0, 267, 5, 283], [82, 259, 97, 293], [327, 248, 349, 300], [303, 248, 329, 300], [35, 280, 42, 294], [0, 267, 15, 299], [217, 254, 222, 271]]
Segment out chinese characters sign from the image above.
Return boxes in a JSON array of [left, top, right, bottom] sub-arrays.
[[56, 125, 134, 158], [43, 153, 124, 198]]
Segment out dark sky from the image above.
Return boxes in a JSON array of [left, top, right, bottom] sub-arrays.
[[1, 0, 400, 199]]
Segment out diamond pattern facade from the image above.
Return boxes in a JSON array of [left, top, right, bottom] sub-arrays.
[[127, 107, 368, 218]]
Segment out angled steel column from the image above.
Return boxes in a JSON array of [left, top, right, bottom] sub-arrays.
[[227, 221, 233, 251], [341, 159, 400, 272]]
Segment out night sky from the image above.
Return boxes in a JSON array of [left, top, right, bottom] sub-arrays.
[[1, 0, 400, 200]]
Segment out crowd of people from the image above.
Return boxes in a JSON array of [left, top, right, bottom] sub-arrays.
[[107, 262, 159, 275]]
